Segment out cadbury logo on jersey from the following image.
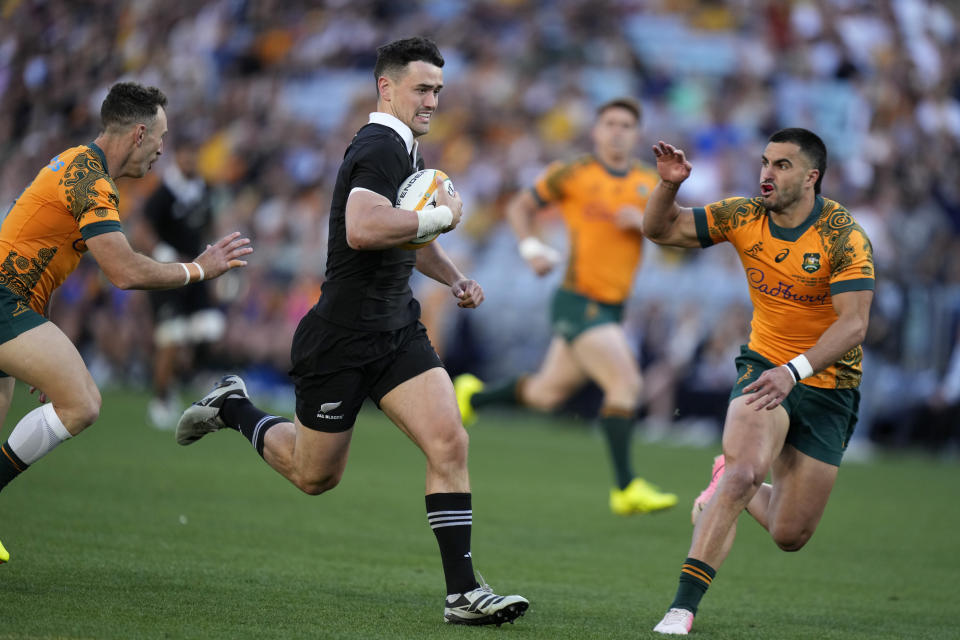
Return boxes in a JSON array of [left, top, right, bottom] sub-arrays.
[[745, 268, 828, 305], [802, 253, 821, 273]]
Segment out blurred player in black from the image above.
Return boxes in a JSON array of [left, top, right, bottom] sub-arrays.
[[138, 135, 225, 428]]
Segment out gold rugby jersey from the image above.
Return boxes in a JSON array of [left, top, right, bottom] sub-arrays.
[[694, 195, 874, 389], [532, 154, 659, 304], [0, 143, 123, 316]]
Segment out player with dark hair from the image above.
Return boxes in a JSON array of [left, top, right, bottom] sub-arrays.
[[0, 81, 252, 563], [644, 128, 874, 635], [136, 135, 224, 429], [454, 97, 678, 515], [176, 37, 529, 626]]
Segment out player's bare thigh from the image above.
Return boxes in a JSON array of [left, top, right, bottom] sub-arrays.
[[720, 395, 790, 493], [0, 322, 100, 434], [379, 366, 469, 494], [764, 444, 838, 550], [522, 336, 588, 411], [570, 323, 641, 409]]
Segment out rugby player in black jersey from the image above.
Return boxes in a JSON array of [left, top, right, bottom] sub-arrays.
[[176, 37, 528, 627]]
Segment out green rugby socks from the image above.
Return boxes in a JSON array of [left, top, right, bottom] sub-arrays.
[[470, 376, 521, 409], [0, 442, 27, 492], [599, 410, 635, 490], [670, 557, 717, 614]]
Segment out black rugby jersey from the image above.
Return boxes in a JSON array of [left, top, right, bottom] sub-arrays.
[[313, 122, 424, 331], [143, 165, 213, 257]]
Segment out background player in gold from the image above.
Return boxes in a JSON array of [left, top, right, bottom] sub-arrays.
[[455, 98, 677, 516], [0, 82, 252, 563], [643, 128, 874, 635]]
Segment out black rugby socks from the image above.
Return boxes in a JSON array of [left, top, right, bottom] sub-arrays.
[[220, 397, 285, 457], [426, 492, 480, 595]]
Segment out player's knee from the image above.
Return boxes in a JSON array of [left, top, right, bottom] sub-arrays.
[[720, 464, 765, 498], [60, 387, 101, 431], [426, 424, 469, 467], [525, 390, 565, 412], [607, 375, 642, 409], [81, 388, 103, 426], [771, 525, 812, 552], [295, 471, 341, 496]]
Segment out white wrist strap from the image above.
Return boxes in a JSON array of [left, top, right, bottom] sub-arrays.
[[180, 262, 191, 285], [192, 261, 205, 281], [783, 354, 814, 382], [417, 205, 453, 237], [518, 236, 560, 263]]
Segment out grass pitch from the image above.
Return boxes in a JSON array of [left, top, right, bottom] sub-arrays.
[[0, 386, 956, 639]]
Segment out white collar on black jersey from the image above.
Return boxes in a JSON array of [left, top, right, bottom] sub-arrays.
[[368, 112, 418, 159]]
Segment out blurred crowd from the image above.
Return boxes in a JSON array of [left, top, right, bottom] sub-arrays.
[[2, 0, 959, 454]]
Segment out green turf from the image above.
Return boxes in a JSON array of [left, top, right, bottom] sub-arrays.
[[0, 386, 957, 639]]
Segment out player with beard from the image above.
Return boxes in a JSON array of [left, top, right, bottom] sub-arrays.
[[642, 129, 874, 635]]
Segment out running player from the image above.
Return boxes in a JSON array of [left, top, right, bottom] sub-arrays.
[[644, 129, 874, 635], [0, 82, 252, 563], [175, 37, 528, 626], [454, 98, 678, 515]]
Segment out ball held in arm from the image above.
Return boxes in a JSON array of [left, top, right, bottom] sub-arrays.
[[395, 169, 455, 250]]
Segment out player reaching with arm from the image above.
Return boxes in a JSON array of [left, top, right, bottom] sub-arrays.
[[0, 82, 252, 563], [174, 37, 528, 627], [644, 129, 874, 635], [454, 98, 677, 515]]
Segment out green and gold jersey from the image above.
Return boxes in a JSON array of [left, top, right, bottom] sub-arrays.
[[694, 195, 874, 389], [532, 154, 659, 304], [0, 143, 123, 316]]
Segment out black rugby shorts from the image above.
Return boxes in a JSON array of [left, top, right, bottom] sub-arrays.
[[289, 315, 443, 432]]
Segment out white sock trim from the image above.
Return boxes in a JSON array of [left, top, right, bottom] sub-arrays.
[[8, 403, 72, 465], [41, 403, 72, 441]]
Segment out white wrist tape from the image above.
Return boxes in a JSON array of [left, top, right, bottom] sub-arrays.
[[518, 236, 560, 263], [192, 261, 205, 281], [784, 354, 814, 382], [180, 262, 191, 285], [417, 205, 453, 237]]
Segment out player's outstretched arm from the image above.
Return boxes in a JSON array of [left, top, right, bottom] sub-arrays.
[[86, 230, 252, 290], [642, 141, 701, 248]]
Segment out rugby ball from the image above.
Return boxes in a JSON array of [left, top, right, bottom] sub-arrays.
[[395, 169, 455, 250]]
